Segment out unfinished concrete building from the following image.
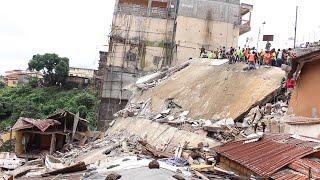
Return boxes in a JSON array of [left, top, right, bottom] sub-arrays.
[[99, 0, 253, 129]]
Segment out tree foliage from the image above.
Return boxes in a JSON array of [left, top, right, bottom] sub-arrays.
[[28, 53, 69, 86], [0, 84, 99, 131]]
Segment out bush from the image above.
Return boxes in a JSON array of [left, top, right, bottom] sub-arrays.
[[74, 93, 96, 108], [0, 81, 5, 89]]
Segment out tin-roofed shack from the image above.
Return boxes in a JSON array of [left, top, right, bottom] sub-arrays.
[[12, 111, 89, 159], [213, 133, 320, 179]]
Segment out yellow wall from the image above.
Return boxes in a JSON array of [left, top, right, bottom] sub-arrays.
[[14, 131, 24, 155], [69, 68, 95, 78], [7, 79, 18, 87]]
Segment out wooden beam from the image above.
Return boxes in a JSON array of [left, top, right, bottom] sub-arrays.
[[50, 133, 56, 155]]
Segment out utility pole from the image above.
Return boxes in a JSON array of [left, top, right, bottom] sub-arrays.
[[294, 6, 298, 48], [257, 27, 261, 49], [257, 22, 265, 50]]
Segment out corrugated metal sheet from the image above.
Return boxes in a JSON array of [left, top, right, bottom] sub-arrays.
[[289, 158, 320, 179], [272, 169, 307, 180], [12, 117, 61, 132], [213, 134, 320, 177]]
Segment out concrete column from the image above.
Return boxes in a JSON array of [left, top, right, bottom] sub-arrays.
[[49, 133, 56, 155], [147, 0, 152, 16]]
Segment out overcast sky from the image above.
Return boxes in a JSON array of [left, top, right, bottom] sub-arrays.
[[1, 0, 319, 74]]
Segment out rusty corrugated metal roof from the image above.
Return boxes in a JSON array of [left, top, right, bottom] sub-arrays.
[[213, 134, 320, 177], [289, 158, 320, 179], [12, 117, 61, 132], [272, 169, 307, 180]]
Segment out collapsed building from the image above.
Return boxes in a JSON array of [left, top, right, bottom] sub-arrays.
[[3, 50, 320, 179], [98, 0, 253, 129], [11, 111, 89, 159]]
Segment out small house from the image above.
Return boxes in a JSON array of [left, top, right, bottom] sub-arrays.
[[12, 111, 88, 159]]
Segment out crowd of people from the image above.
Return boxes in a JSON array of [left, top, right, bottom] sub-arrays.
[[200, 45, 298, 133], [200, 46, 297, 70]]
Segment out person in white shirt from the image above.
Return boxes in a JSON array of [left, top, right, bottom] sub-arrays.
[[252, 105, 266, 133]]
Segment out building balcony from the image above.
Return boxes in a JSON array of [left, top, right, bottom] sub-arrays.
[[239, 3, 253, 36]]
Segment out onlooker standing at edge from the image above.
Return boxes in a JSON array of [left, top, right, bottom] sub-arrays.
[[276, 49, 283, 67]]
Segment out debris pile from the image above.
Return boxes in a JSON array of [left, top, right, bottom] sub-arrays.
[[0, 60, 298, 180]]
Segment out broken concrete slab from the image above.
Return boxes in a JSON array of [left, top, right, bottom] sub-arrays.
[[107, 117, 220, 153], [131, 62, 285, 121]]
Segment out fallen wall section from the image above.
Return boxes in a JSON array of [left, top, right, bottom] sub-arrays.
[[107, 117, 220, 151], [131, 61, 285, 121]]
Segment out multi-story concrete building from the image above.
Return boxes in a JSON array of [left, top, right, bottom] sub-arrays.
[[99, 0, 253, 129]]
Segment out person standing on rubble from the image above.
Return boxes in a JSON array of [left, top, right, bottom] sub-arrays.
[[200, 47, 205, 57], [258, 49, 265, 66], [244, 48, 249, 62], [252, 105, 266, 133], [276, 49, 283, 67], [248, 51, 256, 70], [235, 47, 242, 62], [263, 50, 272, 65], [271, 48, 277, 66]]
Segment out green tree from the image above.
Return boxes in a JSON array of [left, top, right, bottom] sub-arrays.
[[0, 81, 5, 89], [28, 53, 69, 86]]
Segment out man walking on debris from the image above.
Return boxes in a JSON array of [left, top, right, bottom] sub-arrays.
[[248, 51, 256, 70], [252, 105, 266, 133]]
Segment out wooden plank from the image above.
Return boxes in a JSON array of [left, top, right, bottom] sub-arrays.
[[50, 133, 56, 155], [138, 140, 173, 158]]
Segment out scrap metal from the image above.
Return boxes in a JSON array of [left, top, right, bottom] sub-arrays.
[[12, 117, 61, 132]]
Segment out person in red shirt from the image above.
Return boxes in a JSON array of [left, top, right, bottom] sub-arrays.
[[285, 78, 295, 89], [284, 78, 295, 104]]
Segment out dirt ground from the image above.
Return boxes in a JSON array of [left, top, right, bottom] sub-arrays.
[[132, 61, 285, 120]]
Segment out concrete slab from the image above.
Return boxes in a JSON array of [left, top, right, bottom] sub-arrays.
[[107, 117, 220, 151], [131, 61, 285, 121]]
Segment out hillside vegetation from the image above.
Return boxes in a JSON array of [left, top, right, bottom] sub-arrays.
[[0, 83, 99, 131]]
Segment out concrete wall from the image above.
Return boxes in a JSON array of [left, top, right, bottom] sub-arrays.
[[99, 98, 128, 130], [289, 60, 320, 118], [69, 68, 95, 78], [108, 14, 174, 70], [112, 14, 174, 43], [178, 0, 241, 24], [284, 123, 320, 139], [174, 16, 239, 64], [107, 43, 166, 71]]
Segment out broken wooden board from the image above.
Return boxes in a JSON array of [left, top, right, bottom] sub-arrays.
[[138, 140, 173, 158]]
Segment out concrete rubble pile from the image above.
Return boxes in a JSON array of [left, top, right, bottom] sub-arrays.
[[115, 60, 286, 142], [0, 60, 292, 179], [0, 129, 237, 179]]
